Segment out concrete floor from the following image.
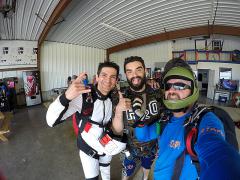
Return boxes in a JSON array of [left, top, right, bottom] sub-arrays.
[[1, 94, 240, 180], [0, 105, 124, 180]]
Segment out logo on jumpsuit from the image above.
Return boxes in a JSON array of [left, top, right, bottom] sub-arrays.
[[169, 140, 181, 149], [126, 100, 158, 120]]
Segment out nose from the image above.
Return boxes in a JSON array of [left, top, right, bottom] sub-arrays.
[[132, 70, 138, 77], [105, 76, 111, 83]]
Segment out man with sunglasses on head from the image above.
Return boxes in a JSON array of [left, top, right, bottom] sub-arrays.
[[135, 58, 240, 180], [120, 56, 163, 180]]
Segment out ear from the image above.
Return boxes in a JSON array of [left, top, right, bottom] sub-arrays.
[[95, 74, 99, 82]]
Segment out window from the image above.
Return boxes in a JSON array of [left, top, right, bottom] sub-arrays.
[[195, 39, 207, 50], [18, 47, 24, 54], [33, 48, 38, 54], [3, 47, 8, 54], [219, 68, 232, 80], [212, 40, 222, 50]]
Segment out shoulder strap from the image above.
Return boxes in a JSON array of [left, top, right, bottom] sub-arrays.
[[183, 105, 211, 127], [173, 150, 201, 179], [184, 105, 211, 156], [182, 105, 211, 177], [172, 151, 185, 180], [172, 150, 201, 180], [74, 93, 95, 134]]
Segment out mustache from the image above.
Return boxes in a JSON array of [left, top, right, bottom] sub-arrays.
[[127, 75, 146, 91], [167, 93, 180, 100], [130, 76, 142, 82]]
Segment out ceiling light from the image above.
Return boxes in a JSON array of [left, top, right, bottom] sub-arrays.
[[100, 22, 135, 39]]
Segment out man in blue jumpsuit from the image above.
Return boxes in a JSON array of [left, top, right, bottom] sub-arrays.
[[135, 58, 240, 180]]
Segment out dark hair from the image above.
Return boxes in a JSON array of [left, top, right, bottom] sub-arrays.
[[163, 58, 193, 77], [71, 75, 77, 80], [124, 56, 145, 73], [97, 61, 119, 78], [67, 76, 71, 81]]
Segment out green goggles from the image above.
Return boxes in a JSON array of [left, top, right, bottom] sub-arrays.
[[165, 82, 191, 91]]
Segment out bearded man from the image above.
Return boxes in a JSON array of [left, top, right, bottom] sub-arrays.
[[121, 56, 163, 180]]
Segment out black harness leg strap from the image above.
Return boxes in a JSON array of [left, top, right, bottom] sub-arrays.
[[99, 162, 110, 167], [78, 135, 100, 159]]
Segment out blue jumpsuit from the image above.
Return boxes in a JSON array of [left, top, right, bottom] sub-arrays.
[[135, 112, 240, 180]]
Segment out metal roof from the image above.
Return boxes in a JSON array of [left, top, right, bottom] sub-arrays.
[[1, 0, 240, 49], [0, 0, 60, 40]]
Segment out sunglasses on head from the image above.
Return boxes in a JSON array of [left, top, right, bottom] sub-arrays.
[[165, 82, 191, 91]]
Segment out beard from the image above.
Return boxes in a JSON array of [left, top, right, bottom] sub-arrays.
[[167, 93, 181, 100], [127, 75, 146, 91]]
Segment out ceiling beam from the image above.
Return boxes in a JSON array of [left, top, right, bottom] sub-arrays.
[[106, 25, 240, 59], [0, 67, 37, 72], [38, 0, 72, 46], [37, 0, 72, 70]]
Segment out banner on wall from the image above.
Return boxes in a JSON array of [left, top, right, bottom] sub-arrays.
[[23, 70, 41, 106]]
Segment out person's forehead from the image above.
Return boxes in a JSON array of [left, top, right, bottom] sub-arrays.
[[125, 61, 144, 69], [100, 67, 117, 75], [167, 78, 191, 85]]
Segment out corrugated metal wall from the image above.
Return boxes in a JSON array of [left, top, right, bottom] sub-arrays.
[[220, 35, 240, 51], [109, 41, 172, 80], [40, 41, 106, 91], [172, 38, 195, 51]]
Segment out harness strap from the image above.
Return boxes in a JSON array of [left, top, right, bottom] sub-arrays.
[[88, 119, 105, 128], [191, 157, 200, 179], [172, 151, 185, 180], [186, 127, 198, 158], [78, 135, 104, 159], [99, 162, 110, 167], [172, 151, 200, 180]]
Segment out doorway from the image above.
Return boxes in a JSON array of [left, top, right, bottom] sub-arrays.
[[197, 69, 209, 95]]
